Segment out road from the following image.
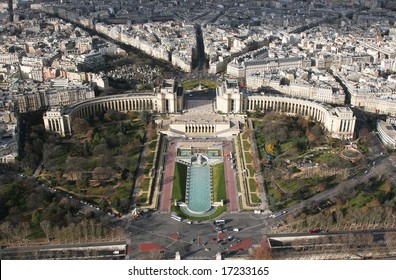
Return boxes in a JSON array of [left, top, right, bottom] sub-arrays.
[[125, 211, 268, 259]]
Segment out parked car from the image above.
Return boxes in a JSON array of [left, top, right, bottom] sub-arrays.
[[309, 228, 321, 234]]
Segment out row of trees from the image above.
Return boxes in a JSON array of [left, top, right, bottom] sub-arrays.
[[1, 218, 125, 246], [0, 175, 118, 245], [281, 177, 396, 232], [271, 232, 396, 259]]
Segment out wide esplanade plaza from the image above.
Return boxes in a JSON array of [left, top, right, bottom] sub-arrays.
[[43, 79, 356, 218]]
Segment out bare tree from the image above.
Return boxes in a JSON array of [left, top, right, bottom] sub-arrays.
[[82, 220, 89, 241], [250, 243, 272, 260], [0, 221, 12, 241], [89, 219, 96, 240], [40, 220, 51, 242], [71, 118, 90, 134], [77, 224, 82, 243], [53, 226, 60, 243], [21, 222, 29, 245], [11, 224, 23, 246]]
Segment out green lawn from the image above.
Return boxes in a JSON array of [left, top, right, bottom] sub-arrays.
[[242, 140, 250, 151], [244, 152, 253, 163], [251, 193, 261, 204], [146, 152, 155, 164], [253, 120, 265, 130], [267, 186, 282, 199], [182, 80, 219, 90], [347, 178, 392, 208], [115, 182, 131, 200], [241, 132, 249, 140], [136, 193, 148, 205], [141, 178, 151, 191], [280, 140, 298, 151], [246, 164, 255, 177], [255, 133, 266, 147], [257, 146, 266, 160], [205, 205, 226, 219], [278, 179, 301, 193], [312, 152, 339, 164], [348, 192, 376, 208], [148, 140, 157, 151], [213, 163, 226, 202], [249, 178, 257, 192], [172, 163, 187, 201], [144, 164, 153, 176]]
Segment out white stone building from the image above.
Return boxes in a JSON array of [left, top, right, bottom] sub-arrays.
[[43, 79, 183, 136], [215, 80, 355, 139], [377, 117, 396, 149], [44, 78, 355, 140]]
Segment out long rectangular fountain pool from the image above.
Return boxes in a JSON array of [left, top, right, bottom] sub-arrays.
[[186, 163, 212, 214]]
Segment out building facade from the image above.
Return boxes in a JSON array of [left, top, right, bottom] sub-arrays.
[[227, 56, 312, 79], [43, 79, 183, 136], [215, 80, 355, 139], [44, 79, 355, 139], [377, 117, 396, 149], [215, 79, 243, 113]]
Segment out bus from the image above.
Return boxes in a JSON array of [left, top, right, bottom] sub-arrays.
[[214, 219, 225, 225], [171, 214, 182, 222]]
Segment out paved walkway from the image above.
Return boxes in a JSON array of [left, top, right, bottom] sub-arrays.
[[130, 140, 147, 210], [159, 140, 177, 212], [223, 140, 239, 212]]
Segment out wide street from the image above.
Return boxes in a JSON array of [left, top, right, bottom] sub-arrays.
[[125, 211, 269, 259]]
